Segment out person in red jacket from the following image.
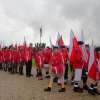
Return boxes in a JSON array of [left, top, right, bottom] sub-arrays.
[[2, 48, 5, 71], [7, 46, 12, 72], [11, 48, 17, 74], [0, 48, 3, 70], [44, 46, 66, 92], [17, 47, 24, 75], [43, 47, 52, 78], [7, 47, 12, 72], [25, 44, 33, 77], [70, 41, 84, 93], [3, 47, 9, 72], [88, 47, 100, 95], [35, 48, 44, 80], [82, 44, 90, 90], [59, 46, 69, 84]]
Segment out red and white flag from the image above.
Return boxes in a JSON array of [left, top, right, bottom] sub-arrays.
[[56, 32, 64, 46], [88, 46, 97, 80], [80, 32, 88, 64], [69, 30, 75, 58], [58, 35, 64, 46], [69, 30, 80, 65]]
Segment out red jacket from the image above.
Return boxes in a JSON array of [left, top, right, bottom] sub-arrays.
[[49, 50, 64, 75], [2, 49, 5, 62], [0, 50, 3, 62], [43, 48, 52, 64], [35, 50, 44, 68], [5, 49, 11, 62], [59, 48, 69, 64], [11, 50, 17, 63], [16, 50, 21, 63], [22, 47, 33, 62], [70, 47, 83, 69]]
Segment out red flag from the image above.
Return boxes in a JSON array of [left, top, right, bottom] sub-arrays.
[[88, 46, 97, 80], [57, 35, 64, 46], [69, 30, 82, 67], [56, 32, 64, 46]]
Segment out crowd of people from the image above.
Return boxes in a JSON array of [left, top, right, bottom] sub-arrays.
[[0, 39, 100, 96]]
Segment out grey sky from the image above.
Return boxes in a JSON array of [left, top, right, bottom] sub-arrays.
[[0, 0, 100, 46]]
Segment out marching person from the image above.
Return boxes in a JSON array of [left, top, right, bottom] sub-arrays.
[[11, 47, 16, 74], [70, 40, 84, 93], [25, 43, 33, 77], [18, 47, 24, 75], [44, 46, 66, 92], [59, 46, 69, 84], [35, 48, 44, 80], [82, 44, 90, 90], [0, 47, 3, 70], [3, 47, 8, 72], [43, 47, 52, 78], [88, 46, 100, 95]]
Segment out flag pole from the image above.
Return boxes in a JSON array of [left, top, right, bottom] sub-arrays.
[[40, 25, 42, 44]]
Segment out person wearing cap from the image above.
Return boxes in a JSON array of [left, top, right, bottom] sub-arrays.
[[3, 47, 7, 72], [8, 46, 12, 72], [43, 47, 52, 79], [44, 46, 66, 92], [58, 45, 69, 85], [11, 47, 17, 74], [35, 48, 44, 80], [18, 47, 24, 75], [88, 47, 100, 95], [81, 44, 90, 90], [70, 41, 84, 93], [0, 48, 3, 70], [25, 45, 33, 77]]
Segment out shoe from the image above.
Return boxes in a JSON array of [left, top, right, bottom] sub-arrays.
[[58, 88, 66, 92], [44, 87, 51, 92], [73, 87, 83, 93], [88, 88, 95, 95], [53, 77, 58, 83], [45, 75, 50, 79], [94, 88, 100, 95]]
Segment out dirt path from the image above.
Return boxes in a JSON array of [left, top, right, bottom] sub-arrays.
[[0, 69, 100, 100]]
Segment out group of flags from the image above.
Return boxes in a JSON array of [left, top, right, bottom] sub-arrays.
[[49, 30, 99, 80]]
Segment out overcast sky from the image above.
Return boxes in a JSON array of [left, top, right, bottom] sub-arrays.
[[0, 0, 100, 46]]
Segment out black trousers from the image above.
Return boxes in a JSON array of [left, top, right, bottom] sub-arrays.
[[26, 60, 32, 77], [82, 68, 87, 84], [4, 62, 8, 72], [19, 62, 23, 75], [64, 63, 68, 80], [0, 63, 2, 70], [11, 62, 17, 73]]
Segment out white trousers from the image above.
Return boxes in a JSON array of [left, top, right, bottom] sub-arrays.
[[74, 69, 82, 82]]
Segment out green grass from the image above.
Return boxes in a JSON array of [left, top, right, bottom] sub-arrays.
[[32, 58, 36, 67]]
